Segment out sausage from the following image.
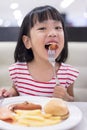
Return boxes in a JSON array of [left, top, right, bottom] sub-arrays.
[[9, 101, 42, 111], [49, 43, 58, 50]]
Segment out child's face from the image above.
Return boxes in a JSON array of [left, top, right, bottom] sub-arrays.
[[28, 19, 64, 61]]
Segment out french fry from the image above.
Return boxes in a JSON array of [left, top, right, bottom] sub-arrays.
[[14, 109, 41, 115], [13, 109, 62, 127]]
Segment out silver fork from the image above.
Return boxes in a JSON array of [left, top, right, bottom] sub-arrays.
[[48, 49, 60, 85]]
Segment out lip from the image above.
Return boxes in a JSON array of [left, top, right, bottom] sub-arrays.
[[46, 40, 58, 45]]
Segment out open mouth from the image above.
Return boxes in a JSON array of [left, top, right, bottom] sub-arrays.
[[45, 44, 51, 50], [45, 43, 58, 50]]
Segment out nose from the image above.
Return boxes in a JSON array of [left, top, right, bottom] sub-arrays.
[[48, 29, 57, 37]]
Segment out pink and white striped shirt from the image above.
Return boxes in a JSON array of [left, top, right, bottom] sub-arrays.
[[9, 62, 79, 97]]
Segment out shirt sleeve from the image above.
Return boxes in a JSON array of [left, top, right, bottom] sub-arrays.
[[66, 65, 79, 87], [9, 63, 17, 86]]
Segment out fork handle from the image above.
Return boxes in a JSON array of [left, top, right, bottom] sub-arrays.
[[55, 77, 60, 85]]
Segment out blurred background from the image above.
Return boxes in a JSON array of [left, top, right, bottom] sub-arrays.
[[0, 0, 87, 27]]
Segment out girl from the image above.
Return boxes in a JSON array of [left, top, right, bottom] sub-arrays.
[[0, 5, 79, 101]]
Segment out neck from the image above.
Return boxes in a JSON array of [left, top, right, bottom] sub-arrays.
[[27, 59, 54, 82], [30, 58, 51, 69]]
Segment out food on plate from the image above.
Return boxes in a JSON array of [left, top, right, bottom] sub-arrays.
[[44, 98, 69, 119], [0, 99, 69, 127], [0, 107, 15, 122], [14, 109, 61, 126], [9, 101, 42, 111]]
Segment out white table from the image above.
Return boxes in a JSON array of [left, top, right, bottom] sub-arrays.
[[69, 102, 87, 130]]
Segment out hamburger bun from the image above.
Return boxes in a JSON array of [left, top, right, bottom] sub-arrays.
[[44, 98, 69, 119]]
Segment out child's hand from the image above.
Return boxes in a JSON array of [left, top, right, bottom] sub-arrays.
[[0, 88, 12, 98], [53, 85, 74, 101]]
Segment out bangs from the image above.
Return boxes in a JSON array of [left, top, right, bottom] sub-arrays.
[[30, 6, 63, 27]]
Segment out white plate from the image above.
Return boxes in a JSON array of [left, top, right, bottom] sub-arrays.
[[0, 96, 82, 130]]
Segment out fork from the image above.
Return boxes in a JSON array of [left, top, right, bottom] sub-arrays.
[[48, 49, 60, 85]]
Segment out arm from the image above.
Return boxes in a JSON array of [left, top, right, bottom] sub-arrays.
[[53, 83, 74, 101]]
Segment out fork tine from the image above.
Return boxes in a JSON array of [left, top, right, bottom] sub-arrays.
[[48, 50, 55, 57], [48, 50, 55, 63]]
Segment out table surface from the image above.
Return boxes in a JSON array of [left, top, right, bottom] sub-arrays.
[[0, 102, 87, 130], [69, 102, 87, 130]]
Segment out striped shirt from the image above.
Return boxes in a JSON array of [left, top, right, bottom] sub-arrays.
[[9, 62, 79, 97]]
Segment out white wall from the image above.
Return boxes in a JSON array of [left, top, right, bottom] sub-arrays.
[[0, 42, 16, 87]]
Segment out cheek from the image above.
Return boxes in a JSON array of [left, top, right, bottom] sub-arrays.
[[59, 33, 64, 46], [57, 34, 64, 55], [59, 33, 64, 45]]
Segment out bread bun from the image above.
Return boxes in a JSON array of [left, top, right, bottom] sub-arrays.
[[44, 98, 69, 119]]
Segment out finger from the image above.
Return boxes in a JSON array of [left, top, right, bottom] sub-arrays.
[[0, 88, 7, 97], [55, 86, 67, 91], [3, 91, 11, 97]]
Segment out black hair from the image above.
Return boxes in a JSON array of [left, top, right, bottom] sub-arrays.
[[14, 5, 68, 63]]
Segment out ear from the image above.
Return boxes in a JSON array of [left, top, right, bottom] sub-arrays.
[[22, 35, 32, 49]]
